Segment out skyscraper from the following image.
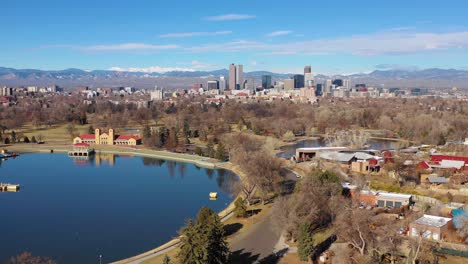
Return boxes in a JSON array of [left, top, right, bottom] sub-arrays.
[[304, 73, 314, 87], [207, 80, 219, 90], [229, 63, 236, 90], [236, 64, 243, 90], [219, 76, 226, 92], [262, 75, 272, 89], [284, 78, 295, 91], [293, 74, 305, 88], [304, 65, 311, 74], [332, 79, 344, 87]]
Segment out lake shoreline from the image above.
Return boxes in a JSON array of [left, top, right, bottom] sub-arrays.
[[3, 143, 245, 264]]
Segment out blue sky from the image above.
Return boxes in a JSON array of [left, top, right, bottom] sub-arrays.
[[1, 0, 468, 74]]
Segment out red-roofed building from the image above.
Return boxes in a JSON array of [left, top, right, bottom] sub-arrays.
[[115, 135, 141, 145], [73, 128, 141, 146], [431, 155, 468, 164]]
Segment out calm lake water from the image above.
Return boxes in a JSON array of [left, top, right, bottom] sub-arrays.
[[0, 153, 237, 264], [277, 138, 399, 158]]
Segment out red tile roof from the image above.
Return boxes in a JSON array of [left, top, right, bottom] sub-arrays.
[[431, 155, 468, 165], [116, 135, 141, 141], [78, 134, 96, 140]]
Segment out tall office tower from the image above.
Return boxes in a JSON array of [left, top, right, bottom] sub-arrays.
[[229, 63, 236, 90], [284, 78, 295, 91], [304, 65, 311, 74], [343, 79, 350, 90], [315, 83, 323, 96], [150, 86, 164, 101], [293, 74, 305, 88], [235, 64, 243, 90], [325, 79, 332, 90], [219, 76, 226, 92], [207, 80, 219, 90], [304, 73, 314, 87], [332, 79, 344, 87], [262, 75, 272, 89]]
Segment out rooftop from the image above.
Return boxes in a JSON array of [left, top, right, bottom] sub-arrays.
[[413, 214, 452, 228]]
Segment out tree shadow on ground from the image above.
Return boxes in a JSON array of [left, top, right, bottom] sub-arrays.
[[224, 223, 243, 236], [228, 249, 260, 264], [257, 248, 289, 264], [247, 209, 262, 217]]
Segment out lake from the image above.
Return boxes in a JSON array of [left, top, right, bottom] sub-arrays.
[[277, 138, 399, 158], [0, 153, 237, 264]]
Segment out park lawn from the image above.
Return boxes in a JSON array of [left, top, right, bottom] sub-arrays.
[[17, 123, 90, 145]]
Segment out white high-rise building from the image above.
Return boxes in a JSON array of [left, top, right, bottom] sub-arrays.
[[219, 76, 226, 93], [343, 79, 350, 90], [236, 64, 243, 90], [150, 86, 164, 101], [304, 73, 314, 87]]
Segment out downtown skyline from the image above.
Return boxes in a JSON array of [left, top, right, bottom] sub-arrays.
[[2, 0, 468, 74]]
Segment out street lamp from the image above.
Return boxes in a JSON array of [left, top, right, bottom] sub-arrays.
[[99, 254, 102, 264]]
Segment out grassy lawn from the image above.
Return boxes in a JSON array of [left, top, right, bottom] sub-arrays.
[[9, 123, 90, 145]]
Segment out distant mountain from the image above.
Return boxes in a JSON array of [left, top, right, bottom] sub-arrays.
[[1, 66, 468, 89]]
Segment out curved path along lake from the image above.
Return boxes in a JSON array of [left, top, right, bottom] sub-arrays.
[[0, 153, 237, 264]]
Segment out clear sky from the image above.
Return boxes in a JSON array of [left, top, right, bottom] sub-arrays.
[[1, 0, 468, 74]]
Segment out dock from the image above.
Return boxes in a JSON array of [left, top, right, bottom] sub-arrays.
[[0, 183, 20, 192], [68, 143, 95, 157]]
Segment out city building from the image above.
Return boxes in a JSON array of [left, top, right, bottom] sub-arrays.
[[262, 75, 272, 89], [284, 78, 295, 91], [315, 83, 323, 96], [207, 80, 219, 90], [150, 87, 164, 101], [293, 74, 305, 88], [304, 73, 314, 87], [27, 86, 38, 93], [219, 76, 226, 92], [236, 64, 243, 90], [409, 215, 452, 241], [304, 65, 311, 74], [229, 63, 236, 90], [332, 79, 343, 87], [1, 87, 13, 96], [227, 63, 244, 90], [73, 128, 141, 146]]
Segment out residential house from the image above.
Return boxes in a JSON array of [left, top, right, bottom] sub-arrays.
[[409, 215, 452, 241]]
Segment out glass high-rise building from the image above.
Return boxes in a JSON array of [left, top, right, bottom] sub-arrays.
[[261, 75, 272, 89], [293, 74, 305, 88]]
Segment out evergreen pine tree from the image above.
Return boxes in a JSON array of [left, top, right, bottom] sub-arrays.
[[177, 207, 228, 264], [234, 198, 247, 218], [214, 142, 227, 161], [31, 136, 37, 143], [297, 222, 315, 261], [23, 136, 30, 143], [205, 141, 215, 158], [88, 125, 94, 134]]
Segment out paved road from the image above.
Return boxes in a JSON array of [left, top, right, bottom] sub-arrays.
[[228, 168, 299, 264], [228, 209, 286, 264]]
